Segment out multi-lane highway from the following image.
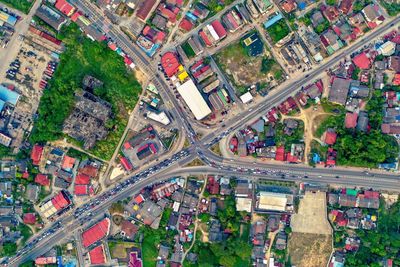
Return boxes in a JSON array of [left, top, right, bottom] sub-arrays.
[[7, 0, 400, 265]]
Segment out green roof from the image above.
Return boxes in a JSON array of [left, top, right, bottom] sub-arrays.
[[346, 189, 358, 196]]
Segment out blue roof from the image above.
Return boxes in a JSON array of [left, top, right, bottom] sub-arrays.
[[312, 153, 321, 163], [263, 13, 283, 29], [0, 99, 5, 111], [0, 85, 20, 105], [298, 2, 306, 10]]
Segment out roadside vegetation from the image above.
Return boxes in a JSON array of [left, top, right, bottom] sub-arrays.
[[380, 1, 400, 16], [0, 0, 34, 14], [30, 24, 142, 160]]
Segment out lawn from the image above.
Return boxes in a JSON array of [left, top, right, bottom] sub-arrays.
[[181, 42, 196, 58], [266, 20, 291, 43], [0, 0, 35, 14], [30, 24, 142, 160]]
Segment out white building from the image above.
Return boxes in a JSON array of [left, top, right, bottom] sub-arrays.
[[177, 79, 211, 120]]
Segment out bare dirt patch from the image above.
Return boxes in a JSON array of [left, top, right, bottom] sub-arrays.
[[291, 191, 331, 235], [288, 233, 332, 267], [312, 113, 331, 136], [133, 69, 147, 85]]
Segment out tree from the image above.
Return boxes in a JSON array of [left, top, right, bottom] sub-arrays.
[[2, 242, 17, 256], [261, 57, 276, 73]]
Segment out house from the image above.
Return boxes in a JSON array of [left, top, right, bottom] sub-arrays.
[[356, 111, 369, 132], [281, 0, 297, 13], [275, 146, 286, 161], [345, 236, 360, 251], [54, 0, 75, 17], [179, 18, 194, 32], [311, 11, 325, 28], [321, 5, 339, 23], [25, 184, 40, 203], [388, 56, 400, 72], [120, 220, 139, 240], [330, 210, 348, 227], [378, 41, 396, 56], [352, 51, 373, 69], [320, 29, 344, 55], [339, 0, 352, 14], [23, 213, 37, 225], [207, 176, 220, 195], [329, 77, 351, 105], [392, 74, 400, 86], [275, 231, 287, 250], [322, 129, 337, 145], [31, 144, 44, 165], [278, 97, 297, 114], [35, 5, 67, 31], [362, 4, 384, 29], [35, 174, 50, 186], [357, 190, 380, 209], [136, 0, 157, 21]]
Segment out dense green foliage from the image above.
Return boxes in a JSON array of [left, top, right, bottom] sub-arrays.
[[380, 1, 400, 16], [317, 92, 399, 167], [0, 144, 12, 158], [315, 20, 330, 34], [0, 0, 33, 14], [326, 0, 337, 6], [30, 24, 142, 159], [261, 57, 276, 74], [275, 120, 305, 150], [266, 20, 291, 43], [353, 0, 373, 12], [0, 242, 17, 256], [345, 200, 400, 266], [181, 42, 196, 58]]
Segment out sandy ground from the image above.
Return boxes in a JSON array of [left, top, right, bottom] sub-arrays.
[[291, 191, 331, 235], [288, 233, 332, 267], [133, 68, 147, 85]]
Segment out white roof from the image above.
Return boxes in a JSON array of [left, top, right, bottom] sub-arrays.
[[146, 111, 171, 125], [207, 24, 220, 41], [177, 79, 211, 120], [378, 41, 396, 56], [236, 197, 252, 212], [257, 191, 288, 211], [240, 92, 253, 103]]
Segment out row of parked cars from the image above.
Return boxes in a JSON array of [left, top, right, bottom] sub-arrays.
[[39, 61, 57, 89]]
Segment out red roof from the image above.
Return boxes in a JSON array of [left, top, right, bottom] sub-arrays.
[[51, 191, 71, 211], [82, 218, 110, 247], [31, 144, 43, 165], [199, 30, 212, 46], [74, 185, 88, 195], [35, 257, 57, 265], [275, 146, 286, 161], [393, 73, 400, 86], [136, 0, 157, 21], [281, 0, 297, 13], [89, 245, 106, 265], [23, 213, 36, 224], [211, 20, 227, 38], [78, 165, 98, 178], [179, 18, 194, 32], [35, 174, 50, 186], [339, 0, 352, 14], [159, 6, 177, 23], [120, 156, 133, 171], [129, 251, 143, 267], [324, 131, 337, 145], [62, 156, 75, 170], [207, 176, 220, 195], [124, 141, 132, 150], [364, 190, 379, 199], [353, 52, 372, 69], [71, 11, 82, 22], [134, 194, 145, 204], [345, 112, 358, 128], [55, 0, 75, 16], [75, 173, 90, 185], [161, 52, 180, 77], [22, 171, 29, 179], [286, 152, 299, 163]]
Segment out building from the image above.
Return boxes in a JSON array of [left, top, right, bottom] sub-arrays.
[[136, 0, 157, 21], [35, 5, 67, 31], [31, 144, 44, 166], [82, 218, 111, 247], [54, 0, 76, 16], [88, 244, 106, 265], [362, 4, 384, 29], [136, 143, 158, 160], [199, 20, 227, 47], [146, 110, 171, 126], [161, 52, 180, 77], [256, 191, 290, 212], [0, 11, 17, 26], [39, 190, 71, 218], [176, 79, 211, 120], [329, 77, 351, 105]]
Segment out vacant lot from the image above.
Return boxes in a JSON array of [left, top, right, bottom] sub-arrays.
[[213, 40, 282, 94], [109, 241, 137, 259], [0, 0, 34, 14], [291, 191, 331, 234], [265, 20, 291, 43], [289, 233, 332, 267]]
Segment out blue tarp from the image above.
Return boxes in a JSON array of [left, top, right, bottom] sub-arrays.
[[312, 153, 321, 163]]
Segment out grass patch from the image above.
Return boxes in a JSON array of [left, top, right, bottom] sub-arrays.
[[210, 143, 222, 156], [266, 19, 291, 43], [19, 223, 33, 245], [0, 0, 34, 14], [185, 158, 205, 167], [30, 23, 142, 160]]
